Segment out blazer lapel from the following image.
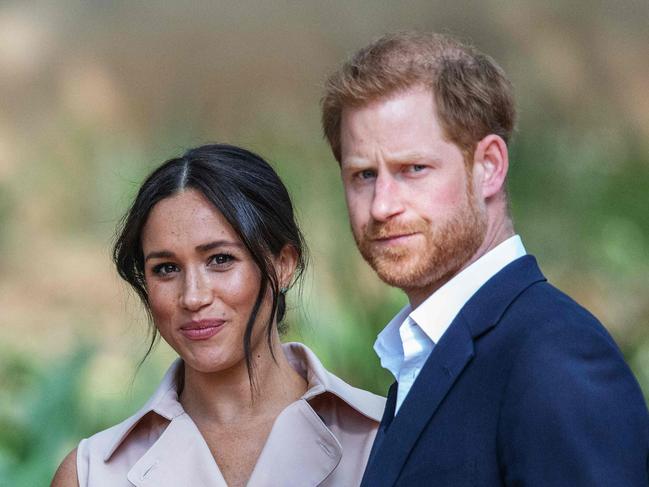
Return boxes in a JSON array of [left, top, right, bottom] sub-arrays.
[[361, 255, 547, 487], [365, 381, 397, 469], [247, 400, 341, 486], [127, 413, 227, 487], [361, 318, 475, 487]]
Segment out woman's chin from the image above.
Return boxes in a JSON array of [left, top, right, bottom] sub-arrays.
[[182, 351, 245, 376]]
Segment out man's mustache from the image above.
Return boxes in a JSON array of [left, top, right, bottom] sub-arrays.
[[363, 220, 427, 240]]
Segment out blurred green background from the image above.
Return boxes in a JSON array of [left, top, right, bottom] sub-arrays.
[[1, 1, 648, 484]]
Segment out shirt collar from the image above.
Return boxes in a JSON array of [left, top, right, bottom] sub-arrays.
[[104, 342, 383, 460], [373, 305, 411, 378], [411, 234, 526, 343], [374, 235, 526, 374]]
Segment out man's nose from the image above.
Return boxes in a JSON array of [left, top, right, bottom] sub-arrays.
[[370, 172, 405, 222], [181, 268, 212, 311]]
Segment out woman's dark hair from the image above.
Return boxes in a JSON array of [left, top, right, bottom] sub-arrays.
[[113, 144, 307, 386]]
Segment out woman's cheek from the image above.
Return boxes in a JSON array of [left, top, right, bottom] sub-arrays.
[[148, 282, 176, 323]]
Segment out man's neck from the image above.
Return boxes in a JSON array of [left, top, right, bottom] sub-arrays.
[[406, 218, 515, 308]]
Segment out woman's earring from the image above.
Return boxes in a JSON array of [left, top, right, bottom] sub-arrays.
[[280, 286, 288, 295]]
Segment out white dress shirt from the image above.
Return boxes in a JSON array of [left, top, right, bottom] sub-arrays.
[[374, 235, 527, 414]]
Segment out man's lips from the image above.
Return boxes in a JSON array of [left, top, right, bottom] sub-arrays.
[[180, 320, 225, 341], [371, 232, 418, 244]]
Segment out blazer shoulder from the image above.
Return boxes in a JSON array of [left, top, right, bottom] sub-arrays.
[[497, 279, 647, 425], [496, 281, 649, 485], [500, 278, 616, 345]]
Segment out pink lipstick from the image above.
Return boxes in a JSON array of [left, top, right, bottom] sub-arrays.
[[180, 320, 225, 341]]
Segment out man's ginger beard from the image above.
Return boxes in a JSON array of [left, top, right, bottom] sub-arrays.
[[354, 173, 487, 293]]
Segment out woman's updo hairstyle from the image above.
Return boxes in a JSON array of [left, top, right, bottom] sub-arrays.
[[113, 144, 307, 381]]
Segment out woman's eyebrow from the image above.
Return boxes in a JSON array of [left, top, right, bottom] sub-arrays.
[[195, 240, 244, 253], [144, 241, 244, 261], [144, 250, 175, 262]]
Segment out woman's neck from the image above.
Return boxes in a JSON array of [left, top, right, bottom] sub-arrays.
[[179, 336, 307, 425]]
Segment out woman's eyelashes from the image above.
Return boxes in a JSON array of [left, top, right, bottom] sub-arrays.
[[151, 262, 179, 277], [208, 253, 235, 268], [149, 253, 236, 277]]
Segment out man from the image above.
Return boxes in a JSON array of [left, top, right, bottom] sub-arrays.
[[321, 32, 649, 486]]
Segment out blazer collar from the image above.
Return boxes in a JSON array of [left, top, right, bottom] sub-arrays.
[[103, 360, 185, 461], [283, 342, 385, 422], [103, 342, 383, 462], [459, 255, 546, 339], [361, 255, 547, 487], [126, 413, 227, 487], [126, 401, 343, 487]]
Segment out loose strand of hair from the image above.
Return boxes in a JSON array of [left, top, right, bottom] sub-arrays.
[[244, 278, 268, 400]]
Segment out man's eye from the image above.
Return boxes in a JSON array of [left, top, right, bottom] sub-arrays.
[[358, 169, 376, 180], [152, 263, 178, 276], [209, 254, 234, 266], [408, 164, 426, 172]]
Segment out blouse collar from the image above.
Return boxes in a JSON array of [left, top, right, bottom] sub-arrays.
[[103, 342, 383, 461]]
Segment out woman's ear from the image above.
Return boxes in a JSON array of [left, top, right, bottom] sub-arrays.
[[471, 134, 509, 200], [277, 244, 299, 290]]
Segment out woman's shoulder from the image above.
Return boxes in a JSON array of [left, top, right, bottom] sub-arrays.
[[72, 360, 184, 484], [283, 342, 386, 423], [51, 448, 78, 487], [51, 415, 145, 487], [71, 410, 172, 487]]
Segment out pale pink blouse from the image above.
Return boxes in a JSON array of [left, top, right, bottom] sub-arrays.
[[76, 342, 385, 486]]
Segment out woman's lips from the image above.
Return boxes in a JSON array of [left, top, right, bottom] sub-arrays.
[[180, 320, 225, 341]]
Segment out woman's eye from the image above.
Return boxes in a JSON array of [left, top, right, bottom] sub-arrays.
[[152, 263, 179, 276], [209, 254, 234, 267]]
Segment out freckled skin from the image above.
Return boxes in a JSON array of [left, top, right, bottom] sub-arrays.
[[140, 190, 308, 487], [141, 189, 268, 375]]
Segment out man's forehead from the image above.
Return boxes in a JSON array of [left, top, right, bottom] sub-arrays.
[[341, 88, 435, 123]]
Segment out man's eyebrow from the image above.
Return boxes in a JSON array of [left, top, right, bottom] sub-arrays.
[[342, 152, 436, 168], [389, 152, 436, 164], [340, 156, 369, 169]]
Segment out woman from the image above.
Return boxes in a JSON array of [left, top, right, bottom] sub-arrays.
[[52, 144, 384, 487]]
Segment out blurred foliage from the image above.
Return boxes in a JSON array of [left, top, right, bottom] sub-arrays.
[[1, 1, 648, 485], [0, 347, 90, 486]]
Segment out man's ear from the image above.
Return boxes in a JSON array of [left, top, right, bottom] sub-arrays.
[[276, 244, 299, 290], [472, 134, 509, 199]]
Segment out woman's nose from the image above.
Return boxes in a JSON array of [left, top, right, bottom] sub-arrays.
[[180, 269, 212, 311]]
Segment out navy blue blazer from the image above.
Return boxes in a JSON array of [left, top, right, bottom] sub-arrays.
[[361, 255, 649, 486]]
